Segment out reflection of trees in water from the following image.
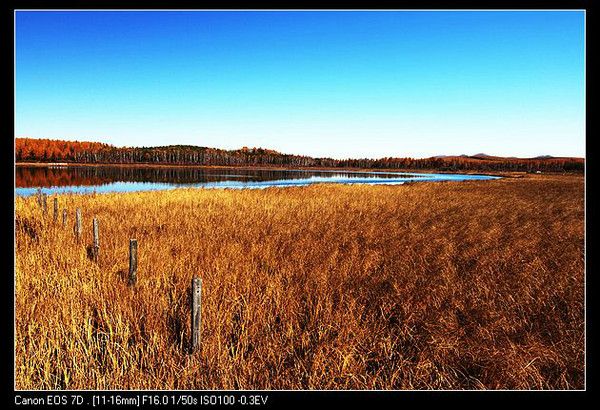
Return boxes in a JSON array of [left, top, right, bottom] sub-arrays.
[[16, 166, 407, 188]]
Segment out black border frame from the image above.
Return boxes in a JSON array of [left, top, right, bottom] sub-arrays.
[[4, 1, 594, 406]]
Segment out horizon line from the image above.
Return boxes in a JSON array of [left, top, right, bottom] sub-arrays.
[[14, 136, 585, 161]]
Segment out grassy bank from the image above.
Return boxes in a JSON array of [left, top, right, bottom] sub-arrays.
[[14, 174, 584, 389]]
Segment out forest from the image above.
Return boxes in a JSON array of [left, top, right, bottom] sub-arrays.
[[15, 138, 584, 173]]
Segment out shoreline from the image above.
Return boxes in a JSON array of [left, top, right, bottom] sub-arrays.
[[14, 161, 551, 178]]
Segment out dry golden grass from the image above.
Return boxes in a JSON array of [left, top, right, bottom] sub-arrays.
[[14, 174, 584, 390]]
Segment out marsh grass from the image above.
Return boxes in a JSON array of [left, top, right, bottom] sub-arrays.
[[14, 174, 584, 389]]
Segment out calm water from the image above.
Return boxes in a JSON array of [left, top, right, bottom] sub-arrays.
[[15, 166, 500, 196]]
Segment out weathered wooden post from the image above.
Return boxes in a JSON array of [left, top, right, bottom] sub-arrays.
[[36, 188, 42, 207], [62, 209, 68, 227], [42, 194, 47, 215], [75, 209, 82, 241], [53, 198, 59, 223], [128, 239, 138, 285], [92, 218, 100, 262], [191, 277, 202, 352]]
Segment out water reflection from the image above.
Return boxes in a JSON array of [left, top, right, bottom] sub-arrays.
[[15, 166, 499, 196]]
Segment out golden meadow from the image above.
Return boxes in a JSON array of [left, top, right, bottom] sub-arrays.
[[14, 174, 584, 389]]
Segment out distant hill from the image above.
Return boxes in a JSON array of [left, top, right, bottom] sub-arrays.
[[15, 138, 584, 173], [435, 153, 561, 161]]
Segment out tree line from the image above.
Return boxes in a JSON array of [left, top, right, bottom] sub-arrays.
[[15, 138, 584, 173]]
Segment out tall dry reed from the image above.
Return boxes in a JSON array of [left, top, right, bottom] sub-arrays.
[[14, 174, 584, 389]]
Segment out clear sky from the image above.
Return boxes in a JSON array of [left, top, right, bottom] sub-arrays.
[[15, 10, 585, 159]]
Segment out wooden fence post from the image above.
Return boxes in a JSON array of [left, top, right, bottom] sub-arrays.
[[191, 277, 202, 352], [53, 198, 59, 223], [75, 209, 82, 241], [62, 209, 67, 227], [42, 194, 47, 215], [92, 218, 100, 262], [128, 239, 138, 285]]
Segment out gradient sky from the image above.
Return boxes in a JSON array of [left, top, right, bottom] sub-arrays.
[[15, 10, 585, 159]]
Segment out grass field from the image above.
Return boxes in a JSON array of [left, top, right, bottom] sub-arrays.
[[14, 174, 584, 389]]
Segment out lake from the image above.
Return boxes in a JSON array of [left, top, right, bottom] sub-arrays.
[[15, 165, 500, 196]]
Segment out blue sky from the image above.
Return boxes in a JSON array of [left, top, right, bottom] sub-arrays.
[[15, 11, 584, 159]]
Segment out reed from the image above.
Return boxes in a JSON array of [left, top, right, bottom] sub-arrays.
[[14, 174, 584, 390]]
